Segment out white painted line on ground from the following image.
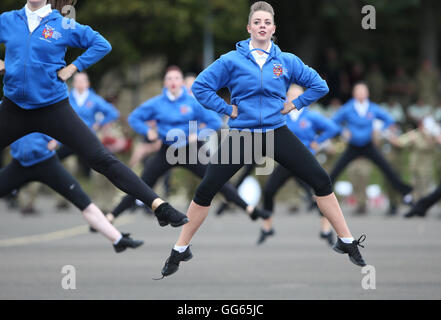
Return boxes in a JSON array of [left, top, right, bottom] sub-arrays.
[[0, 215, 136, 247]]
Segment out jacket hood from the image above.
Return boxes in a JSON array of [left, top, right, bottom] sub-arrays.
[[236, 38, 281, 60]]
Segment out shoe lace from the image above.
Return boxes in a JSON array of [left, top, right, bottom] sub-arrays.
[[346, 234, 366, 260], [354, 234, 366, 248], [152, 245, 191, 281], [152, 257, 170, 281]]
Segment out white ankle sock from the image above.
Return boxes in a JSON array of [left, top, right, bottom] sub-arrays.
[[339, 237, 354, 244], [114, 234, 123, 245], [174, 245, 189, 253]]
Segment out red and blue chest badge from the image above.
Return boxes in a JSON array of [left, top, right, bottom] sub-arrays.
[[41, 25, 62, 41], [273, 63, 283, 78], [42, 26, 54, 39], [180, 105, 192, 115]]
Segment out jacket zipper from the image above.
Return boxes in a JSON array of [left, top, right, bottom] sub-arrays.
[[249, 56, 264, 128], [18, 14, 53, 102], [23, 32, 32, 101], [259, 57, 273, 128], [260, 67, 263, 127], [17, 15, 30, 101]]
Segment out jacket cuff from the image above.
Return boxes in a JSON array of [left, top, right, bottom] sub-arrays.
[[292, 98, 304, 110], [72, 60, 84, 72], [225, 104, 233, 117]]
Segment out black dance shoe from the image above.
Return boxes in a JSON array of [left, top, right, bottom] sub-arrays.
[[332, 235, 367, 267], [156, 246, 193, 279], [113, 233, 144, 253], [257, 228, 275, 245], [154, 202, 189, 227]]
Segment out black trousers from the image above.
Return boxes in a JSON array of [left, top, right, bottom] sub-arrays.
[[263, 164, 315, 213], [194, 126, 333, 207], [329, 142, 412, 195], [112, 143, 248, 217], [0, 97, 159, 207], [414, 182, 441, 212], [0, 156, 91, 210]]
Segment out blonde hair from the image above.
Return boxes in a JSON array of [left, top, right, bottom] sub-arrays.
[[248, 1, 275, 24]]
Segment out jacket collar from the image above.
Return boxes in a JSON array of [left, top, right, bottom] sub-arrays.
[[236, 38, 281, 63], [162, 87, 187, 103], [24, 4, 52, 19], [16, 8, 61, 24]]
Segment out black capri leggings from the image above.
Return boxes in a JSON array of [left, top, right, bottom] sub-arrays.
[[112, 143, 249, 217], [0, 97, 159, 207], [329, 142, 412, 196], [194, 125, 333, 207], [0, 156, 91, 210], [263, 164, 316, 213]]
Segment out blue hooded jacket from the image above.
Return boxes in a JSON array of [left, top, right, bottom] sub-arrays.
[[286, 109, 340, 154], [0, 8, 112, 109], [332, 99, 395, 147], [128, 88, 222, 147], [10, 133, 56, 167], [69, 89, 119, 128], [191, 39, 329, 131]]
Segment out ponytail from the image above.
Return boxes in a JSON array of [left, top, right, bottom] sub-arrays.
[[48, 0, 78, 15]]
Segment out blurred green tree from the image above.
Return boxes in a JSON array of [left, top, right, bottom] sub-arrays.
[[1, 0, 440, 91]]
